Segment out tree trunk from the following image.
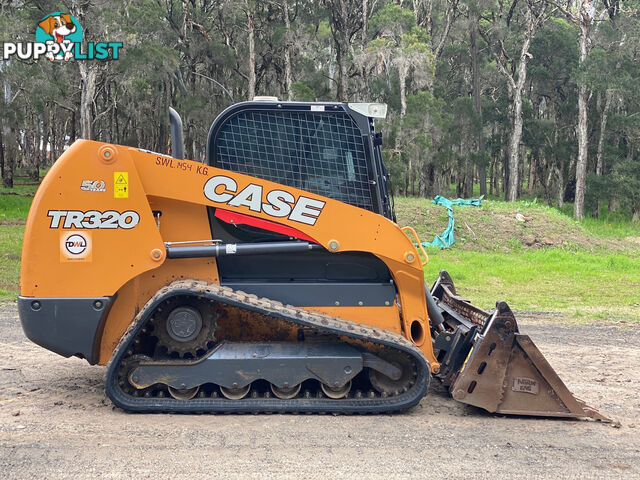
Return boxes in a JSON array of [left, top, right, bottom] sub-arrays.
[[555, 166, 563, 208], [518, 144, 527, 197], [333, 0, 351, 102], [0, 128, 4, 182], [489, 157, 494, 196], [480, 5, 543, 201], [360, 0, 370, 101], [507, 85, 524, 201], [433, 0, 459, 60], [505, 25, 532, 202], [410, 155, 415, 195], [50, 109, 57, 163], [399, 62, 408, 117], [283, 0, 293, 100], [2, 126, 16, 188], [425, 0, 433, 35], [157, 80, 168, 154], [78, 62, 97, 140], [593, 89, 613, 217], [32, 113, 44, 180], [247, 10, 256, 99], [403, 154, 409, 195], [528, 151, 536, 195], [470, 17, 485, 196], [70, 110, 77, 144], [362, 0, 369, 50], [336, 42, 348, 101], [412, 0, 420, 23], [328, 43, 335, 93], [573, 25, 589, 220]]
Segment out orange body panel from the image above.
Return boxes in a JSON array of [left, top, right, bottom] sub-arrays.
[[20, 141, 163, 298], [305, 306, 402, 334], [20, 140, 440, 372], [97, 196, 219, 364]]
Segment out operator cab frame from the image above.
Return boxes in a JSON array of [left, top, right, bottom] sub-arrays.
[[206, 100, 395, 221]]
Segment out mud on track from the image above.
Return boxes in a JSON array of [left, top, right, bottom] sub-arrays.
[[0, 302, 638, 479]]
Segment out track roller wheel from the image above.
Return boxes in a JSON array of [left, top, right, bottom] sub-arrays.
[[320, 381, 352, 399], [220, 384, 251, 400], [168, 385, 200, 400], [270, 383, 301, 400]]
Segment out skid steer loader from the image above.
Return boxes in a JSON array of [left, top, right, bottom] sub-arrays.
[[18, 99, 607, 419]]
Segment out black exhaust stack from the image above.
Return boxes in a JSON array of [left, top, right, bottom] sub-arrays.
[[168, 107, 184, 160]]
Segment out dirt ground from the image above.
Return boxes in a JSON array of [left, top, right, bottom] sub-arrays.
[[1, 302, 638, 479]]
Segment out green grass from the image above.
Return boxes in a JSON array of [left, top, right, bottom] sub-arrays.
[[0, 194, 33, 222], [0, 174, 38, 299], [423, 249, 640, 323], [556, 202, 640, 238], [428, 184, 640, 239], [395, 196, 640, 254], [0, 225, 23, 300], [396, 195, 640, 322], [0, 181, 38, 222]]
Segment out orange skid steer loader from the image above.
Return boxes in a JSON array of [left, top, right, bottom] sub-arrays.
[[18, 100, 607, 418]]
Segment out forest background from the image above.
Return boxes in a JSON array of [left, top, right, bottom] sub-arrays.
[[1, 0, 639, 221]]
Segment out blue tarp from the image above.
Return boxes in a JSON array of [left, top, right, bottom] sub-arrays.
[[421, 195, 483, 248]]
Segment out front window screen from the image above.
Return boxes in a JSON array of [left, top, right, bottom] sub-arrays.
[[214, 110, 375, 210]]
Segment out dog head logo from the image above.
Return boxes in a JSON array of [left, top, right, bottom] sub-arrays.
[[35, 12, 83, 60], [3, 13, 121, 61]]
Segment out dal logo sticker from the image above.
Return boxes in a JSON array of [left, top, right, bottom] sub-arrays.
[[61, 231, 92, 262]]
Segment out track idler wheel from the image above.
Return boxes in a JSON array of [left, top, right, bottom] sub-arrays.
[[368, 351, 416, 396]]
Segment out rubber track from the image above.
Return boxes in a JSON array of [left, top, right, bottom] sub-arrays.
[[105, 280, 431, 413]]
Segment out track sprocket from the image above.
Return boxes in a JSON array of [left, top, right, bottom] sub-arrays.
[[368, 350, 417, 396], [150, 295, 218, 358]]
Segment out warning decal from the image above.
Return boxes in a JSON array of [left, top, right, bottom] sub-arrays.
[[114, 172, 129, 198]]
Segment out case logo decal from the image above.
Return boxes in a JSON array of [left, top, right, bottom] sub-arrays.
[[203, 175, 325, 226]]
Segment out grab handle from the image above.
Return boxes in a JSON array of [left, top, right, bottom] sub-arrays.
[[401, 226, 429, 266]]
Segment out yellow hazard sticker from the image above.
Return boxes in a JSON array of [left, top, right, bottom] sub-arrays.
[[114, 172, 129, 198]]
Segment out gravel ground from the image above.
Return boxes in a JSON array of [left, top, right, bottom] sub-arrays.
[[0, 302, 638, 479]]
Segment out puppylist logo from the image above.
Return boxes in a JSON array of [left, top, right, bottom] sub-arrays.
[[2, 12, 123, 61]]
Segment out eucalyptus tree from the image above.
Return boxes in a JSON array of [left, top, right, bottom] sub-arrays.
[[321, 0, 364, 100], [546, 0, 613, 219], [479, 0, 554, 201], [527, 18, 579, 205], [368, 4, 434, 194]]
